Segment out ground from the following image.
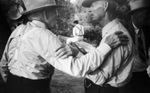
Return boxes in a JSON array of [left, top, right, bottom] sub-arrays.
[[51, 69, 85, 93]]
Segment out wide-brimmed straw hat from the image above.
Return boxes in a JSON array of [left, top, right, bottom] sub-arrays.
[[8, 0, 63, 20], [22, 0, 63, 15]]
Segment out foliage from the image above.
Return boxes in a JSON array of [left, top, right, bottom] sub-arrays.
[[84, 27, 102, 47], [0, 0, 130, 43], [54, 0, 76, 36]]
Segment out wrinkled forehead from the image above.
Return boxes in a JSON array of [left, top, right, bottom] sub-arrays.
[[91, 1, 108, 10]]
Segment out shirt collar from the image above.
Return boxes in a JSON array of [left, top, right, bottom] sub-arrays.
[[102, 18, 119, 37], [75, 24, 81, 27], [132, 22, 139, 34], [32, 20, 47, 29]]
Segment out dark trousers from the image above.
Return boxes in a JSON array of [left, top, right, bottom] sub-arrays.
[[4, 73, 51, 93], [84, 78, 119, 93], [119, 70, 150, 93], [0, 74, 5, 93]]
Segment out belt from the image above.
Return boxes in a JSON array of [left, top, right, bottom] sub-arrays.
[[103, 84, 112, 87], [8, 72, 51, 86], [84, 78, 113, 88]]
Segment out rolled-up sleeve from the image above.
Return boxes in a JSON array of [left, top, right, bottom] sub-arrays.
[[48, 43, 111, 77]]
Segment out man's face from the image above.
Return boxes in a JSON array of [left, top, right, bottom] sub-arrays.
[[45, 7, 58, 29], [89, 1, 106, 21]]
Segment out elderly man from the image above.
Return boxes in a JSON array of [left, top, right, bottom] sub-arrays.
[[0, 0, 129, 93], [48, 0, 134, 93], [0, 0, 63, 93]]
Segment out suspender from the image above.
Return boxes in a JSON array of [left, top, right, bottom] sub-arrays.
[[75, 25, 84, 36]]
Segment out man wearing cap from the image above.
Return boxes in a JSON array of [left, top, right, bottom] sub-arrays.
[[51, 0, 134, 93], [119, 0, 150, 93], [0, 0, 129, 93], [66, 20, 85, 44]]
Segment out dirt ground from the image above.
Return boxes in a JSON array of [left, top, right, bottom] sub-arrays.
[[51, 69, 85, 93]]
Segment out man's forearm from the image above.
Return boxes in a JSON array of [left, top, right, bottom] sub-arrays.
[[48, 43, 111, 77]]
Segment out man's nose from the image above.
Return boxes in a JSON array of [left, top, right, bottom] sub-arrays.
[[88, 10, 92, 13], [88, 10, 93, 15]]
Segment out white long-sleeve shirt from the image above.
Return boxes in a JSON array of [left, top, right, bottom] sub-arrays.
[[49, 19, 134, 87], [85, 19, 134, 87], [0, 20, 62, 79], [0, 20, 110, 80]]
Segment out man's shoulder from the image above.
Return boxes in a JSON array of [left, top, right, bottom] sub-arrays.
[[76, 24, 83, 27]]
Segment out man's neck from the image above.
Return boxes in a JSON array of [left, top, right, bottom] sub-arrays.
[[99, 14, 116, 28], [32, 20, 47, 29], [100, 19, 109, 28]]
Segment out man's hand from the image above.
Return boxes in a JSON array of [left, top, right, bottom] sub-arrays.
[[105, 31, 129, 49], [55, 44, 79, 59]]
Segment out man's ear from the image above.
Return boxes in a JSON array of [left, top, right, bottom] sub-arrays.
[[103, 1, 108, 12]]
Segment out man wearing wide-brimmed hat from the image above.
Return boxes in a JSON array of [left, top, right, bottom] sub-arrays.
[[0, 0, 130, 93], [0, 0, 64, 93], [119, 0, 150, 93]]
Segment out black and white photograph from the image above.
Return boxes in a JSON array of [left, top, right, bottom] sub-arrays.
[[0, 0, 150, 93]]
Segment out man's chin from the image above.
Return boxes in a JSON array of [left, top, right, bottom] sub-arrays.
[[90, 18, 98, 23], [91, 17, 98, 21], [93, 17, 99, 21]]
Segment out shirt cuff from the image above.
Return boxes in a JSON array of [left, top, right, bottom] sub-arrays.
[[97, 43, 111, 55]]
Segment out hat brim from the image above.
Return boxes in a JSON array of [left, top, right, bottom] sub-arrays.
[[127, 7, 149, 15], [21, 4, 64, 15], [82, 0, 98, 7], [73, 20, 79, 23]]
